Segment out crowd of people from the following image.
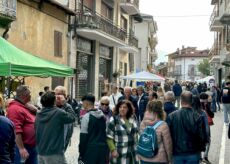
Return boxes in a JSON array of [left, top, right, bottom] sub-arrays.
[[0, 79, 230, 164]]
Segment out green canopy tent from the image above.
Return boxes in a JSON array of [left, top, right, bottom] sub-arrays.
[[0, 37, 74, 77], [0, 37, 74, 97]]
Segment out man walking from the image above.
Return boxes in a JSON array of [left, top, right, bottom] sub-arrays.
[[221, 81, 230, 126], [35, 91, 75, 163], [54, 86, 74, 151], [118, 86, 138, 119], [167, 91, 206, 164], [172, 80, 182, 108], [136, 85, 148, 121], [7, 85, 37, 164], [78, 94, 107, 164], [109, 84, 122, 110]]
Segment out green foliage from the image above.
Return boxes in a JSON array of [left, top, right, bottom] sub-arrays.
[[198, 59, 210, 76]]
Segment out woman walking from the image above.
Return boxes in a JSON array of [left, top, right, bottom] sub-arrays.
[[139, 100, 172, 164], [107, 100, 138, 164], [200, 93, 214, 164]]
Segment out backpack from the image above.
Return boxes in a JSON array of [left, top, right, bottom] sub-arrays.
[[137, 121, 163, 158]]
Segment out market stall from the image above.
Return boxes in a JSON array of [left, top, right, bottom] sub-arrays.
[[0, 37, 74, 97]]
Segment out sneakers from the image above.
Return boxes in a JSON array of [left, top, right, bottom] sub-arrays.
[[202, 157, 211, 164]]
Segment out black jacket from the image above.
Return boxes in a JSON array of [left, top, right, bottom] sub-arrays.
[[221, 87, 230, 104], [79, 109, 107, 159], [167, 107, 206, 155], [35, 106, 75, 155], [0, 116, 15, 164], [164, 102, 177, 117]]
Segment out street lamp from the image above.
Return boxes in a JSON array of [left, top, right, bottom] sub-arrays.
[[83, 11, 93, 26]]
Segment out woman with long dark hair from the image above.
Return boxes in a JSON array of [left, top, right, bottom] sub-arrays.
[[199, 93, 214, 164], [107, 100, 138, 164]]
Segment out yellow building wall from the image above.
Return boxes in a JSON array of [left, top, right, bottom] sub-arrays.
[[7, 1, 69, 103]]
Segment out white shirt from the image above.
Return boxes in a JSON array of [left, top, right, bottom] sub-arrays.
[[137, 93, 144, 108], [109, 92, 123, 109]]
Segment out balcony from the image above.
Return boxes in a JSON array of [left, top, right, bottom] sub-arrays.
[[120, 0, 140, 15], [222, 53, 230, 66], [209, 40, 220, 63], [128, 35, 138, 47], [209, 5, 223, 31], [76, 11, 127, 46], [211, 0, 218, 5], [219, 0, 230, 25], [149, 51, 157, 61], [149, 36, 158, 50], [0, 0, 16, 28], [128, 29, 138, 48], [119, 29, 139, 53]]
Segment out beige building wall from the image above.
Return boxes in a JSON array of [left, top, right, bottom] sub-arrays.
[[119, 50, 130, 75], [7, 1, 70, 102]]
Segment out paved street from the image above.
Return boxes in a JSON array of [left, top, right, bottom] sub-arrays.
[[65, 110, 230, 164], [65, 124, 80, 164]]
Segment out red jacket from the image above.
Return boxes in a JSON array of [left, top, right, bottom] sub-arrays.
[[7, 100, 36, 147]]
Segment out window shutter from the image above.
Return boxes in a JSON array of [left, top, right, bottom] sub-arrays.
[[58, 32, 62, 56], [54, 31, 62, 57]]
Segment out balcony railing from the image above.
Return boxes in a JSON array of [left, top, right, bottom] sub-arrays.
[[76, 10, 127, 41], [209, 5, 219, 28], [0, 0, 16, 27], [128, 29, 138, 48], [120, 0, 139, 8]]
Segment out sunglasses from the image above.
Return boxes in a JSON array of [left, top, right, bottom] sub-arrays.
[[101, 103, 109, 106]]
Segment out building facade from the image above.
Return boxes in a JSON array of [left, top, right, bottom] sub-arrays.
[[0, 0, 142, 101], [134, 13, 158, 72], [156, 62, 168, 77], [0, 0, 76, 102], [167, 46, 209, 81], [209, 0, 230, 86], [75, 0, 140, 99]]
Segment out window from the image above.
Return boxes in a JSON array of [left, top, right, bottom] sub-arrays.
[[129, 53, 134, 72], [79, 0, 93, 10], [120, 16, 127, 31], [54, 31, 62, 57], [119, 62, 123, 74], [174, 65, 181, 75], [124, 63, 128, 76], [188, 65, 195, 76], [51, 77, 65, 90], [101, 2, 113, 20]]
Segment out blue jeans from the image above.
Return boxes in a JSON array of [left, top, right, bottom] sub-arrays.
[[173, 154, 200, 164], [211, 99, 217, 112], [14, 145, 38, 164], [223, 103, 230, 123]]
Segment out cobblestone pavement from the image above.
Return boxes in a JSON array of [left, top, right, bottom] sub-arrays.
[[65, 124, 80, 164], [65, 110, 229, 164]]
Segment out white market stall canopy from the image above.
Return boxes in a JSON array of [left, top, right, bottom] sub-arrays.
[[196, 76, 215, 84], [120, 71, 165, 82]]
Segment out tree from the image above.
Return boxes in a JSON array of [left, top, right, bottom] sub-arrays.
[[198, 59, 210, 76]]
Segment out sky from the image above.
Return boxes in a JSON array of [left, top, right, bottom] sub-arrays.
[[139, 0, 214, 64]]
